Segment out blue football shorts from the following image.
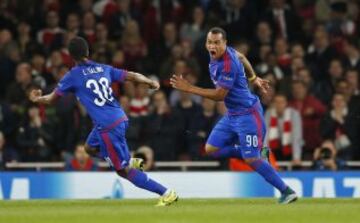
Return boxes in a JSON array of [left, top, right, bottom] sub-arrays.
[[86, 121, 131, 170], [206, 104, 266, 159]]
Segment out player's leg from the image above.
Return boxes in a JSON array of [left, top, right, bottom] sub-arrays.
[[235, 111, 297, 204], [205, 116, 241, 159], [99, 121, 178, 205], [85, 128, 101, 158]]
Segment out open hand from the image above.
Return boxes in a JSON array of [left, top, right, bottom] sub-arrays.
[[29, 89, 42, 103], [170, 74, 191, 92], [253, 77, 270, 95]]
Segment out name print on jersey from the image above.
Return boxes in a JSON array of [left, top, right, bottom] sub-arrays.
[[82, 66, 104, 75]]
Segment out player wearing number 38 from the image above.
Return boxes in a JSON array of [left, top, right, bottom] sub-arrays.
[[29, 37, 178, 207]]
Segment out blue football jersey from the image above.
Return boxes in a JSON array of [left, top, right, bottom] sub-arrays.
[[55, 60, 127, 129], [209, 47, 259, 115]]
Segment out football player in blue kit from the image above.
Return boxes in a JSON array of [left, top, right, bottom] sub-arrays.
[[29, 37, 178, 206], [170, 27, 297, 204]]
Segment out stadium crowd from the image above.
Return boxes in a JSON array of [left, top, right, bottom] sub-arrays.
[[0, 0, 360, 170]]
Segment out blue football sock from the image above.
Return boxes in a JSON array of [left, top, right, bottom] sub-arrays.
[[249, 159, 288, 193], [209, 145, 243, 159], [126, 169, 167, 196]]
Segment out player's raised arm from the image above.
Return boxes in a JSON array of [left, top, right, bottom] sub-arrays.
[[236, 51, 270, 95], [125, 71, 160, 90], [29, 89, 58, 105], [170, 74, 228, 101]]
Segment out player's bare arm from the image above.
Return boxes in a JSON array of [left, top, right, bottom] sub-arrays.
[[29, 89, 58, 105], [236, 51, 270, 95], [170, 74, 228, 101], [126, 71, 160, 90]]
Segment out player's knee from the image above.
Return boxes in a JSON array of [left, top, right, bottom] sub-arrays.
[[205, 144, 219, 155]]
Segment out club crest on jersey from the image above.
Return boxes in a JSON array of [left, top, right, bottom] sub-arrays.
[[82, 66, 104, 75]]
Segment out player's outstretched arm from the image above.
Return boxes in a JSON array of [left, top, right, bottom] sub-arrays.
[[170, 74, 228, 101], [236, 51, 270, 95], [125, 71, 160, 90], [29, 89, 58, 105]]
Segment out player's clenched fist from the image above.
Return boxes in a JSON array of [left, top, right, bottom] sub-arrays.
[[149, 80, 160, 90], [29, 89, 42, 102]]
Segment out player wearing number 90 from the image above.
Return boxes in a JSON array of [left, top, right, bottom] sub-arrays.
[[170, 27, 297, 204], [29, 37, 178, 206]]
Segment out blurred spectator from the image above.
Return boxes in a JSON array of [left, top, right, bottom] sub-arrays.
[[144, 91, 184, 161], [6, 63, 33, 112], [306, 28, 337, 81], [290, 56, 305, 79], [17, 21, 39, 60], [66, 13, 80, 35], [16, 103, 55, 161], [151, 22, 178, 65], [129, 84, 150, 117], [108, 0, 141, 39], [187, 98, 220, 159], [265, 52, 285, 80], [274, 37, 291, 71], [175, 91, 202, 160], [265, 94, 303, 162], [291, 42, 306, 59], [0, 102, 18, 138], [342, 37, 360, 70], [92, 23, 116, 61], [79, 11, 97, 45], [345, 69, 360, 97], [326, 2, 356, 39], [313, 140, 346, 171], [31, 53, 53, 87], [180, 6, 206, 46], [221, 0, 255, 41], [253, 21, 273, 49], [320, 93, 360, 160], [0, 131, 18, 170], [46, 50, 64, 75], [296, 67, 329, 104], [0, 29, 19, 98], [37, 10, 64, 50], [120, 95, 144, 150], [78, 0, 94, 14], [121, 20, 147, 70], [160, 44, 184, 79], [289, 80, 326, 159], [335, 79, 360, 112], [65, 143, 98, 171], [50, 65, 81, 159], [262, 0, 302, 42], [254, 44, 272, 74]]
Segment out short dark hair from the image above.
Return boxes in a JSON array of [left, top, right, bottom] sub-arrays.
[[68, 37, 89, 61], [208, 27, 227, 40]]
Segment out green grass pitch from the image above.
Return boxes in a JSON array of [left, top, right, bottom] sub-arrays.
[[1, 199, 359, 223]]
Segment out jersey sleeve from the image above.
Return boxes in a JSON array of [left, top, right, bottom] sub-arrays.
[[110, 66, 128, 83], [55, 72, 74, 96], [216, 63, 236, 90]]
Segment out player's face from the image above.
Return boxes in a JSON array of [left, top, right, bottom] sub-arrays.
[[206, 33, 227, 60]]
